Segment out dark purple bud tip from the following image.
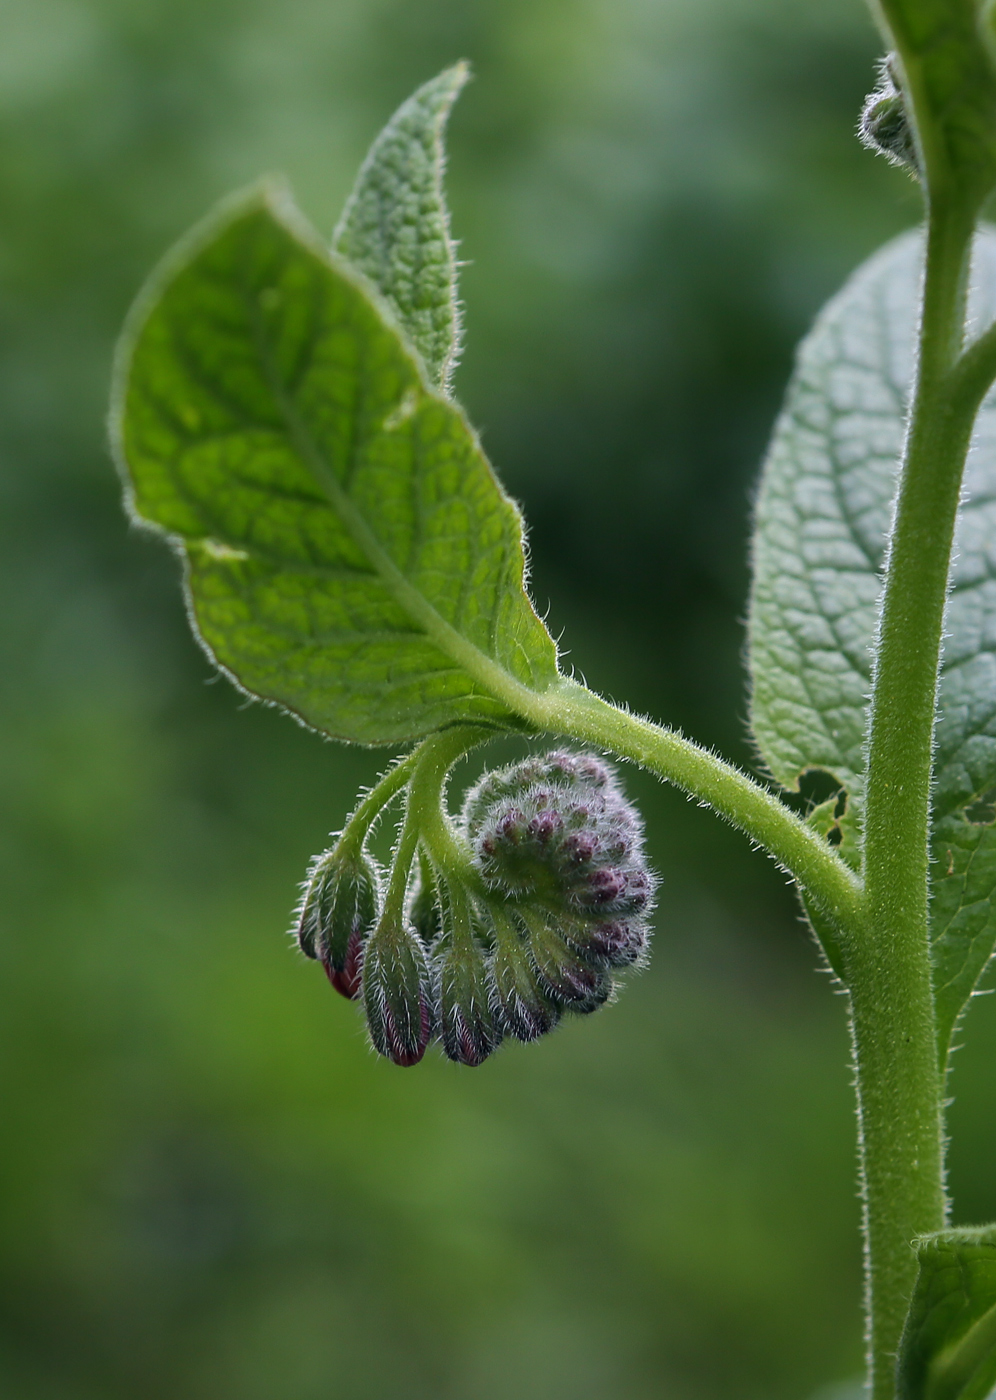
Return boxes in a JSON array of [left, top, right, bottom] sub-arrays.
[[563, 831, 597, 865], [573, 919, 648, 968], [296, 847, 380, 982], [362, 923, 436, 1067], [529, 809, 563, 845], [497, 809, 525, 843], [322, 924, 364, 999], [529, 920, 608, 1006], [437, 939, 501, 1066], [565, 970, 614, 1016], [488, 930, 561, 1042], [582, 866, 629, 905], [442, 1006, 499, 1067]]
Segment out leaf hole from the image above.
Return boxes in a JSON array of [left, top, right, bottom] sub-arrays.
[[797, 768, 845, 815]]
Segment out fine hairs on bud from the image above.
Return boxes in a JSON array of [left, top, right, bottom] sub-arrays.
[[295, 847, 381, 999], [465, 749, 656, 1027], [298, 750, 654, 1066], [361, 916, 436, 1066], [859, 54, 920, 176]]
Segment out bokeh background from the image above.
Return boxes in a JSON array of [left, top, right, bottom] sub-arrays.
[[1, 1, 993, 1397]]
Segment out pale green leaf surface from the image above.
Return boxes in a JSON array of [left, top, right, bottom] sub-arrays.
[[112, 187, 558, 745], [748, 226, 996, 1052], [897, 1228, 996, 1400], [333, 64, 468, 391]]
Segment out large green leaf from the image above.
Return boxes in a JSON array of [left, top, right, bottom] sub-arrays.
[[748, 226, 996, 1054], [333, 64, 469, 392], [111, 185, 559, 744], [897, 1227, 996, 1400]]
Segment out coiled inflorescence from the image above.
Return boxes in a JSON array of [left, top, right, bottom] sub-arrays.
[[295, 750, 654, 1067]]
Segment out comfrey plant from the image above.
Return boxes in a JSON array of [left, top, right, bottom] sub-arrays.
[[108, 2, 996, 1394]]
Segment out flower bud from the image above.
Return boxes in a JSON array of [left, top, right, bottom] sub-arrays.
[[296, 848, 380, 999], [565, 917, 648, 969], [362, 918, 436, 1066], [464, 750, 655, 976], [488, 921, 560, 1042], [436, 937, 500, 1066], [525, 912, 614, 1011], [462, 749, 611, 840], [859, 55, 919, 175]]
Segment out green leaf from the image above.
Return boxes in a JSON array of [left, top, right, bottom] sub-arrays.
[[333, 63, 469, 392], [898, 1227, 996, 1400], [748, 225, 996, 1053], [111, 184, 559, 745]]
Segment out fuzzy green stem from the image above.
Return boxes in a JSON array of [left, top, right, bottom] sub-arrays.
[[380, 728, 485, 925], [536, 680, 863, 936], [336, 749, 422, 857], [858, 201, 978, 1398]]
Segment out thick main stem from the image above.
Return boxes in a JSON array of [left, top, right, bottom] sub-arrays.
[[858, 203, 977, 1398]]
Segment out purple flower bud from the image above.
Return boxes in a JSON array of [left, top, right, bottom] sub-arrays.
[[362, 920, 435, 1066], [463, 751, 655, 980], [566, 918, 648, 968], [488, 924, 561, 1042], [296, 848, 380, 1000], [527, 916, 612, 1008], [436, 939, 500, 1067]]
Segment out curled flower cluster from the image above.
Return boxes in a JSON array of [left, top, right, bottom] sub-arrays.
[[295, 750, 654, 1067]]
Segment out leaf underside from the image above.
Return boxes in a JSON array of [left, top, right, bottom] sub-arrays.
[[748, 226, 996, 1055], [898, 1229, 996, 1400], [112, 188, 558, 745], [333, 63, 469, 392]]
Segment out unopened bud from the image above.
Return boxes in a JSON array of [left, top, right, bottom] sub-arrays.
[[464, 750, 655, 975], [566, 917, 648, 969], [859, 55, 919, 175], [362, 918, 436, 1066], [488, 920, 560, 1042], [463, 749, 611, 840], [296, 848, 380, 999], [436, 936, 500, 1066], [526, 912, 614, 1012]]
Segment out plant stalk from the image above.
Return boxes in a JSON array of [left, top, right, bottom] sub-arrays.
[[858, 201, 978, 1398], [541, 681, 863, 935]]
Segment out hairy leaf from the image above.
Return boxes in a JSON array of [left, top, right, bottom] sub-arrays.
[[748, 226, 996, 1053], [112, 185, 558, 745], [897, 1228, 996, 1400], [333, 63, 469, 391]]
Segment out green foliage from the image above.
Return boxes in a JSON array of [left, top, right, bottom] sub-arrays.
[[748, 225, 996, 1059], [0, 1, 928, 1396], [98, 13, 996, 1400], [897, 1228, 996, 1400], [333, 63, 469, 391], [113, 186, 558, 745]]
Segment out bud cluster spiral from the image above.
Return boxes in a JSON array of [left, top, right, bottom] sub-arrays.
[[295, 750, 654, 1067]]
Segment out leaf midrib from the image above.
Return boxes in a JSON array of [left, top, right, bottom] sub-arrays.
[[245, 286, 554, 726]]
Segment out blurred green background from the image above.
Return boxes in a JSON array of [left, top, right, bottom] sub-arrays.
[[1, 1, 994, 1397]]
